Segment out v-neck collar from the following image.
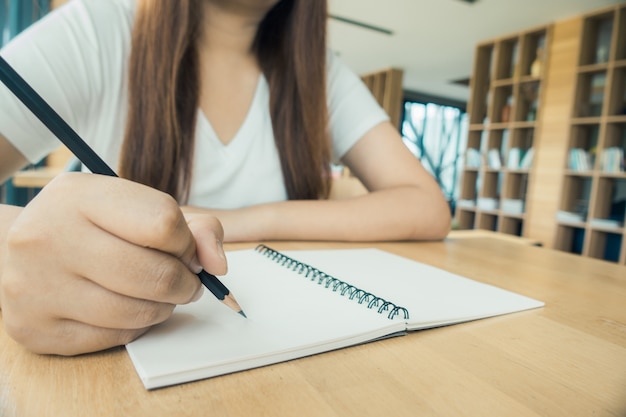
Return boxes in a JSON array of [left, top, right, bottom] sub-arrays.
[[196, 75, 265, 150]]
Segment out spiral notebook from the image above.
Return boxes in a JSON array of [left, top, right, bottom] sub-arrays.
[[126, 245, 544, 389]]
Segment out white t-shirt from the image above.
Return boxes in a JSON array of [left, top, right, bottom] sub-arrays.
[[0, 0, 389, 208]]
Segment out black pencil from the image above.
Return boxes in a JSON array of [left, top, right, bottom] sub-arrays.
[[0, 56, 246, 318]]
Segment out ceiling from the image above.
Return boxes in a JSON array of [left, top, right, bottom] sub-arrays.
[[328, 0, 625, 103]]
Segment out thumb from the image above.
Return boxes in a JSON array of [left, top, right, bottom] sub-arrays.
[[185, 214, 228, 276]]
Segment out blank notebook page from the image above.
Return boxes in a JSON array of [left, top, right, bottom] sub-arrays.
[[286, 249, 543, 330], [126, 247, 543, 389], [126, 248, 407, 389]]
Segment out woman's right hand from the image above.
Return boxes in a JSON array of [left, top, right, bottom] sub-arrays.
[[0, 172, 226, 355]]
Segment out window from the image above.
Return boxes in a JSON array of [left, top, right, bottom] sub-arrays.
[[401, 100, 468, 208]]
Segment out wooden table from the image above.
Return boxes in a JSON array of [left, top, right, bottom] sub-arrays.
[[1, 236, 625, 417]]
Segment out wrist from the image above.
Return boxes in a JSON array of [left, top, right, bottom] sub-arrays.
[[252, 203, 276, 241], [218, 204, 276, 242]]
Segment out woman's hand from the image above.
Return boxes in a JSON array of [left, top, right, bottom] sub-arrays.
[[0, 172, 226, 355]]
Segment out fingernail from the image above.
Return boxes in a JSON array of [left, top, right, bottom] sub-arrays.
[[191, 286, 204, 302], [215, 238, 226, 262], [190, 254, 203, 274], [214, 238, 228, 274]]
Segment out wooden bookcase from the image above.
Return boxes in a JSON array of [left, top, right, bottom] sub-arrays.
[[554, 4, 626, 264], [456, 26, 550, 237], [361, 68, 404, 128]]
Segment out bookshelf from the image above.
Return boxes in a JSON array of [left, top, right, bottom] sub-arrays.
[[554, 4, 626, 265], [456, 26, 550, 237], [360, 67, 404, 128]]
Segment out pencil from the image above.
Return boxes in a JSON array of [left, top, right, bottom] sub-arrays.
[[0, 56, 246, 318]]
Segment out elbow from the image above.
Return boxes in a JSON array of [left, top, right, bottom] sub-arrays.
[[430, 206, 452, 240], [407, 193, 452, 241]]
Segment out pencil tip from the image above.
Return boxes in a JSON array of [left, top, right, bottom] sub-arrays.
[[238, 310, 247, 318]]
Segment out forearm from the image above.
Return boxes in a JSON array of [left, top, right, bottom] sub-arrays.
[[183, 186, 451, 242], [0, 204, 23, 310]]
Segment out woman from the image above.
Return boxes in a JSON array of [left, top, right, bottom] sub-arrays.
[[0, 0, 450, 355]]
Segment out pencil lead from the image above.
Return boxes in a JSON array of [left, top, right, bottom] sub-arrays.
[[238, 310, 248, 319]]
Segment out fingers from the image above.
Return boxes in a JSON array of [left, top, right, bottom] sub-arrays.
[[4, 313, 150, 356], [1, 273, 166, 355], [1, 173, 227, 355], [59, 173, 200, 269], [49, 275, 177, 330], [16, 173, 206, 303], [185, 214, 228, 276], [1, 254, 180, 355], [64, 226, 201, 304]]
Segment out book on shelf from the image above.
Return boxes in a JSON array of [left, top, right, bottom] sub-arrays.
[[125, 246, 543, 389], [594, 18, 612, 64], [589, 218, 623, 229], [506, 148, 533, 170], [568, 148, 594, 171], [457, 199, 476, 208], [501, 198, 524, 214], [556, 210, 585, 223], [520, 148, 534, 169], [587, 73, 606, 117], [501, 129, 510, 152], [507, 148, 520, 169], [465, 148, 482, 168], [487, 149, 502, 169], [600, 147, 625, 173], [477, 197, 499, 211]]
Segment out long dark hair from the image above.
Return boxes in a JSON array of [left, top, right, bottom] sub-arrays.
[[119, 0, 331, 203]]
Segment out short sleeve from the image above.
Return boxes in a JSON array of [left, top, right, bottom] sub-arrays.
[[0, 0, 133, 164], [326, 51, 390, 161]]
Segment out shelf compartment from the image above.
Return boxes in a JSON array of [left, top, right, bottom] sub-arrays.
[[478, 171, 502, 199], [516, 80, 541, 122], [588, 230, 623, 263], [570, 123, 600, 148], [466, 129, 484, 150], [568, 123, 600, 171], [560, 175, 593, 221], [456, 209, 476, 230], [520, 29, 548, 78], [476, 213, 498, 232], [494, 37, 519, 81], [508, 128, 534, 169], [500, 216, 524, 236], [590, 177, 626, 226], [511, 128, 534, 150], [486, 128, 509, 167], [555, 225, 586, 255], [459, 170, 479, 201], [464, 130, 485, 169], [601, 122, 626, 174], [616, 7, 626, 61], [503, 172, 529, 201], [573, 70, 608, 118], [492, 85, 514, 124], [469, 44, 494, 125], [607, 67, 626, 116], [579, 10, 615, 66]]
